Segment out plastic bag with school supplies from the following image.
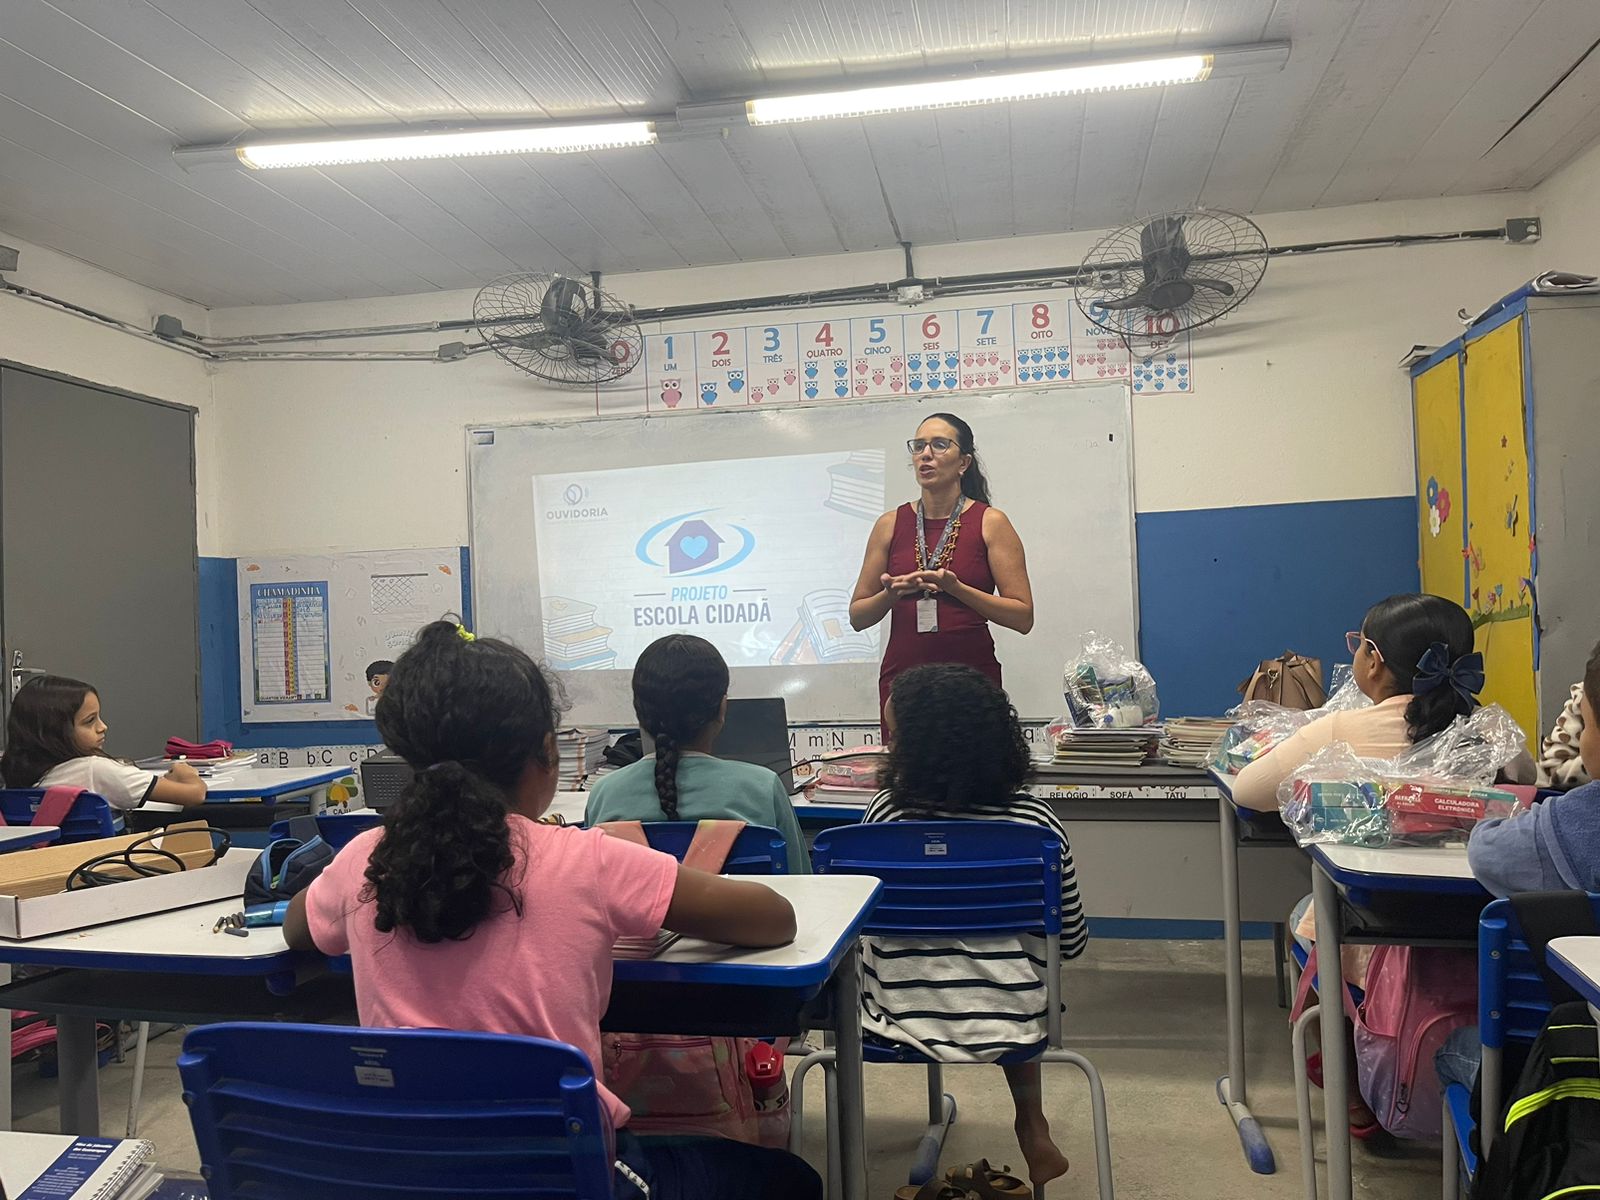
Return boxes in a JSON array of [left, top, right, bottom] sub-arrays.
[[1062, 632, 1159, 728], [1277, 704, 1529, 847], [1207, 672, 1372, 776]]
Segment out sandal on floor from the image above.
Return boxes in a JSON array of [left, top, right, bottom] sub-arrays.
[[945, 1161, 1031, 1200], [1305, 1050, 1323, 1089], [894, 1183, 977, 1200]]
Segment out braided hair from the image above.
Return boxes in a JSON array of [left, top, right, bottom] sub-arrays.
[[632, 635, 730, 820], [364, 622, 560, 943]]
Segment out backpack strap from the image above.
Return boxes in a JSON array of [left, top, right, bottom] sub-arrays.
[[681, 819, 747, 874], [1509, 890, 1600, 1005], [32, 787, 84, 829], [597, 821, 651, 848]]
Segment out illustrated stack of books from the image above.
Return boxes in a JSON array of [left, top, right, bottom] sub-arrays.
[[823, 451, 886, 519], [1160, 717, 1234, 767], [542, 597, 616, 671]]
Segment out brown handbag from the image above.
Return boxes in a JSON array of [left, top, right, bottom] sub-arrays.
[[1238, 652, 1327, 710]]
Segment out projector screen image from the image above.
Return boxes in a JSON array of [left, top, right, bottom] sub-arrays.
[[532, 449, 887, 671]]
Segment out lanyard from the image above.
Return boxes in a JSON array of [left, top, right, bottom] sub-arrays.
[[915, 498, 964, 571]]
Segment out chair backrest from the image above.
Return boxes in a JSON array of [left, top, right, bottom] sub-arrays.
[[268, 810, 383, 850], [0, 789, 119, 842], [179, 1023, 615, 1200], [632, 820, 788, 874], [358, 755, 410, 810], [1479, 893, 1600, 1050], [810, 821, 1061, 938]]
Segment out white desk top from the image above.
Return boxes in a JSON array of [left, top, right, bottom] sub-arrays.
[[1548, 936, 1600, 1005], [548, 791, 589, 825], [0, 874, 881, 988], [1311, 843, 1475, 880], [0, 826, 58, 850], [202, 763, 349, 798]]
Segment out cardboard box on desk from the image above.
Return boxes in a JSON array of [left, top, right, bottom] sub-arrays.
[[0, 823, 257, 939]]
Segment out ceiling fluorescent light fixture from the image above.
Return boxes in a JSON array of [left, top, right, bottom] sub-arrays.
[[746, 54, 1212, 125], [233, 121, 656, 169]]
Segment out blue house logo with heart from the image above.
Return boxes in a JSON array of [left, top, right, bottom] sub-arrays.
[[635, 510, 757, 577]]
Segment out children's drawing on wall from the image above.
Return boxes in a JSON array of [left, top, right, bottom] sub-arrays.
[[1425, 476, 1452, 538]]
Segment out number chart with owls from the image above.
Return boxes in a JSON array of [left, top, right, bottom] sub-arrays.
[[640, 295, 1193, 412]]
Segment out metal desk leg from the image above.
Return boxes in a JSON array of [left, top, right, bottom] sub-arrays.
[[0, 962, 10, 1130], [1217, 795, 1275, 1173], [1312, 863, 1351, 1200], [831, 943, 867, 1200], [56, 1014, 101, 1135]]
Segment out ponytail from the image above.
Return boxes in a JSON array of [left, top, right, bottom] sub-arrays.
[[632, 635, 730, 821], [925, 412, 991, 505], [653, 731, 682, 820], [366, 761, 519, 942], [364, 620, 560, 943]]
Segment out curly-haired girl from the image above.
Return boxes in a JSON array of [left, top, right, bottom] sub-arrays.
[[285, 622, 819, 1200], [863, 663, 1086, 1190]]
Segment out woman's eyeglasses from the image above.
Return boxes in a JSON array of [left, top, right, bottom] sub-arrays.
[[907, 437, 957, 455], [1345, 631, 1381, 660]]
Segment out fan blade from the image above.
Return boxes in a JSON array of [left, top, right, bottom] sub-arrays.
[[1091, 290, 1158, 312], [1186, 275, 1236, 296]]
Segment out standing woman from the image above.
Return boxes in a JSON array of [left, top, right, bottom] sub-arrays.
[[850, 412, 1035, 716]]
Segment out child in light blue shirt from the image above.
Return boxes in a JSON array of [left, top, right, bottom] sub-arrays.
[[585, 635, 808, 874]]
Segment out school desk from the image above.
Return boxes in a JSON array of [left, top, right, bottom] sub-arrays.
[[0, 825, 59, 851], [1307, 843, 1486, 1200], [1547, 935, 1600, 1041], [0, 875, 883, 1200], [143, 763, 351, 817]]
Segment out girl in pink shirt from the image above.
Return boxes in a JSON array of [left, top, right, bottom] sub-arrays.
[[285, 622, 820, 1200]]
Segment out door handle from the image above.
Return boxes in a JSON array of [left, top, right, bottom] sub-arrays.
[[9, 650, 45, 701]]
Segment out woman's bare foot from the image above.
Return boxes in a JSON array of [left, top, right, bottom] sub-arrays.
[[1015, 1117, 1071, 1187]]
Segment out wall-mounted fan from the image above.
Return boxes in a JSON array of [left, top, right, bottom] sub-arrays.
[[1075, 209, 1268, 341], [473, 273, 644, 385]]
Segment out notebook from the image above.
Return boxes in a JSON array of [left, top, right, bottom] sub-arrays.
[[0, 1133, 158, 1200]]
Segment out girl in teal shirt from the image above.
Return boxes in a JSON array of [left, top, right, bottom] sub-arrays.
[[585, 635, 808, 874]]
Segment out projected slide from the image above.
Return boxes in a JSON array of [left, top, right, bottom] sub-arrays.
[[532, 450, 887, 671]]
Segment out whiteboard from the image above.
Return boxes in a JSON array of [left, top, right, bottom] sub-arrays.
[[238, 549, 463, 723], [467, 389, 1135, 723]]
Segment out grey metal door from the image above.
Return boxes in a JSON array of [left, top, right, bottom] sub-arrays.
[[0, 364, 199, 755]]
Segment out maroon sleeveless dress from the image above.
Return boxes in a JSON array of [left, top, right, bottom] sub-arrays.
[[878, 499, 1002, 714]]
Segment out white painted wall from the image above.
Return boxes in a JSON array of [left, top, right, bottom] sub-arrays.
[[0, 231, 221, 546], [203, 191, 1543, 554]]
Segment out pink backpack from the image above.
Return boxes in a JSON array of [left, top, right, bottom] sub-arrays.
[[598, 820, 791, 1147], [1352, 945, 1476, 1138]]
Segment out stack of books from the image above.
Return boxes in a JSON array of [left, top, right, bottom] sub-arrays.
[[1049, 725, 1161, 770], [557, 728, 609, 789], [542, 597, 617, 671], [823, 451, 886, 519], [613, 929, 681, 960], [1160, 717, 1234, 767], [0, 1133, 161, 1199]]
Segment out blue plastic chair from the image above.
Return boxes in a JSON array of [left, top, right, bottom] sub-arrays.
[[179, 1023, 619, 1199], [0, 788, 119, 842], [794, 821, 1112, 1200], [620, 820, 789, 874], [1441, 893, 1600, 1199]]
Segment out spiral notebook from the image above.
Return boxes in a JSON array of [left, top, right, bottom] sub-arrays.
[[0, 1133, 158, 1200]]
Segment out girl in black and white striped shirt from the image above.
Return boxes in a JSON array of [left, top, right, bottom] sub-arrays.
[[863, 664, 1087, 1191]]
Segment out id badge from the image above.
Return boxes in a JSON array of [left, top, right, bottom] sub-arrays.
[[915, 596, 939, 634]]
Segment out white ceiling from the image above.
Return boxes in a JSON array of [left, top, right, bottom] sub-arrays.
[[1, 0, 1598, 308]]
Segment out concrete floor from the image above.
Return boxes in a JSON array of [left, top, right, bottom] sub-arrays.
[[11, 939, 1442, 1198]]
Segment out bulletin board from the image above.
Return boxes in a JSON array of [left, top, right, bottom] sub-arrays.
[[1462, 317, 1538, 739], [238, 549, 463, 723]]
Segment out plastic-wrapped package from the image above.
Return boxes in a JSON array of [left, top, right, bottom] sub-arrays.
[[813, 746, 887, 791], [1063, 632, 1159, 728], [1277, 704, 1529, 847], [1207, 672, 1372, 776]]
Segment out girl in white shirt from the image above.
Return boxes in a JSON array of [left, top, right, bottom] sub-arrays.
[[0, 675, 207, 808]]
